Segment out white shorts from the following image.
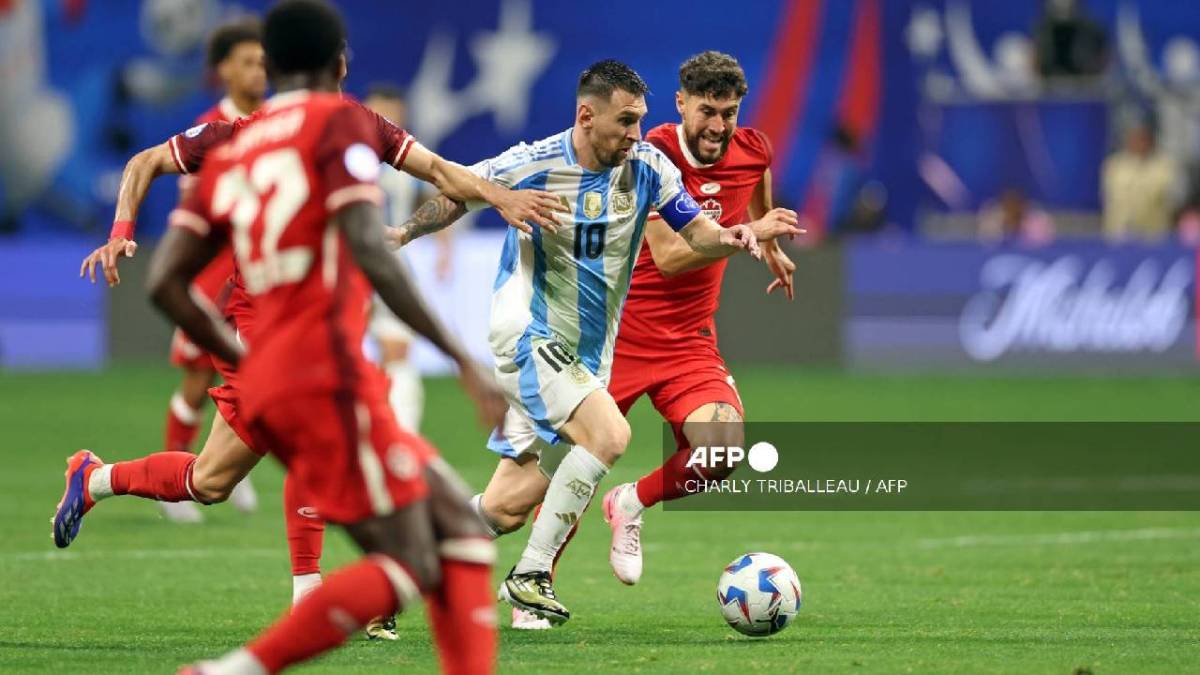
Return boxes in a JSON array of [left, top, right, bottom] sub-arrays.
[[486, 333, 605, 460]]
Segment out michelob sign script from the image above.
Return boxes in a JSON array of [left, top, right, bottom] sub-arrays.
[[846, 242, 1199, 371]]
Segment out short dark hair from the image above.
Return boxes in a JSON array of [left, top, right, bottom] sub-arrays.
[[263, 0, 345, 76], [206, 18, 261, 69], [678, 51, 748, 99], [365, 83, 406, 103], [577, 59, 649, 101]]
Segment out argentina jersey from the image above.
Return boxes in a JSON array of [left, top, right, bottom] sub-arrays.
[[470, 128, 701, 383]]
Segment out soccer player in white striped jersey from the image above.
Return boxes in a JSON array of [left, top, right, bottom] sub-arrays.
[[389, 59, 801, 624]]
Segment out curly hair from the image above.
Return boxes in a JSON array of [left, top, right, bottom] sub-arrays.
[[678, 51, 748, 99]]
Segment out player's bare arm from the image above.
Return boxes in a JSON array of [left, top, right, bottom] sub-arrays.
[[400, 143, 565, 233], [80, 142, 181, 286], [146, 226, 243, 366], [751, 169, 797, 299], [387, 193, 467, 250], [649, 207, 802, 276], [337, 200, 507, 429]]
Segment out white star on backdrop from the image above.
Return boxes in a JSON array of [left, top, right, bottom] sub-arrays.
[[408, 0, 557, 150]]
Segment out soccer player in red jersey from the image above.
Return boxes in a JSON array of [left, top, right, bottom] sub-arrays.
[[146, 2, 504, 672], [599, 51, 797, 585], [160, 19, 266, 523], [63, 4, 562, 645]]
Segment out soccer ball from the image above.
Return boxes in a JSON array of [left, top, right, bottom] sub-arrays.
[[716, 552, 802, 637]]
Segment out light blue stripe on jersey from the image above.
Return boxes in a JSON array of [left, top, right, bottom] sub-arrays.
[[515, 333, 560, 444], [521, 172, 551, 338], [493, 172, 550, 292], [575, 168, 611, 374]]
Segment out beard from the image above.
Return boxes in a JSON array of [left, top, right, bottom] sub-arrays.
[[687, 128, 732, 164]]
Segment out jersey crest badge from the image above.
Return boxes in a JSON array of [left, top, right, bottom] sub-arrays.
[[611, 191, 634, 216], [583, 191, 603, 219]]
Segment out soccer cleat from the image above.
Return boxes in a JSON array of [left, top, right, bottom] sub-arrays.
[[52, 450, 102, 548], [365, 614, 398, 641], [228, 476, 259, 514], [602, 483, 644, 585], [498, 567, 570, 625], [511, 606, 552, 630], [160, 500, 204, 523]]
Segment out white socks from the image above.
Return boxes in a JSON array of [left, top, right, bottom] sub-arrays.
[[292, 573, 322, 605], [202, 648, 267, 675], [616, 482, 645, 518], [170, 391, 201, 425], [88, 464, 114, 502], [514, 445, 608, 574], [386, 361, 423, 433], [470, 493, 503, 539]]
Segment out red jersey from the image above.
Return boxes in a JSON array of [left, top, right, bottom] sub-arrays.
[[184, 99, 247, 301], [616, 123, 772, 357], [170, 91, 389, 415], [167, 98, 416, 177]]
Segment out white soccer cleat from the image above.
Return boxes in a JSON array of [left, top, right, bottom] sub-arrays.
[[511, 606, 552, 630], [602, 482, 644, 585], [159, 500, 204, 523], [229, 477, 258, 514]]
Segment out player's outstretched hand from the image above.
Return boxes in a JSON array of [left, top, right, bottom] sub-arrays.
[[80, 237, 139, 286], [496, 189, 568, 234], [459, 362, 509, 431], [751, 208, 805, 243], [764, 243, 796, 300], [720, 224, 761, 259]]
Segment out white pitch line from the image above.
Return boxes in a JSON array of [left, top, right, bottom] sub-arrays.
[[916, 527, 1200, 550], [1, 547, 280, 562]]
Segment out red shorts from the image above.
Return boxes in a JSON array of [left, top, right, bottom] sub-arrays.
[[609, 341, 744, 451], [246, 386, 435, 524], [208, 280, 260, 452], [169, 328, 213, 369]]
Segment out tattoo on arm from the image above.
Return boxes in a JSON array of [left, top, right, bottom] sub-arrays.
[[393, 194, 467, 247]]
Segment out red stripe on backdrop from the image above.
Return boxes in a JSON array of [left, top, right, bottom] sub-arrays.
[[751, 0, 824, 176], [836, 0, 882, 144]]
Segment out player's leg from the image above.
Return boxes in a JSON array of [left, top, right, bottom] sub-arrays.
[[53, 397, 263, 548], [502, 389, 629, 624], [424, 458, 498, 674], [603, 360, 745, 583], [189, 393, 457, 674], [283, 473, 325, 603], [474, 453, 549, 535], [372, 306, 424, 433], [164, 331, 213, 454]]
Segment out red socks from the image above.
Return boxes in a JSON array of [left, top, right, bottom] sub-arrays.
[[110, 452, 199, 502], [635, 446, 700, 508], [426, 551, 497, 675], [284, 474, 325, 577], [248, 557, 405, 673], [164, 393, 200, 453]]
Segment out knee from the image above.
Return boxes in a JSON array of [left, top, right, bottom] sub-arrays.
[[586, 417, 631, 466], [190, 471, 234, 504]]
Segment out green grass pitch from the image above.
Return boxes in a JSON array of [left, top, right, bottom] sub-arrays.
[[1, 365, 1198, 673]]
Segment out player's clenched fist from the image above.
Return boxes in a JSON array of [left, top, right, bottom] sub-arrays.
[[750, 208, 804, 243], [80, 237, 139, 286]]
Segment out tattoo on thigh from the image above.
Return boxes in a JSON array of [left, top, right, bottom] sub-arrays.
[[709, 402, 740, 423]]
